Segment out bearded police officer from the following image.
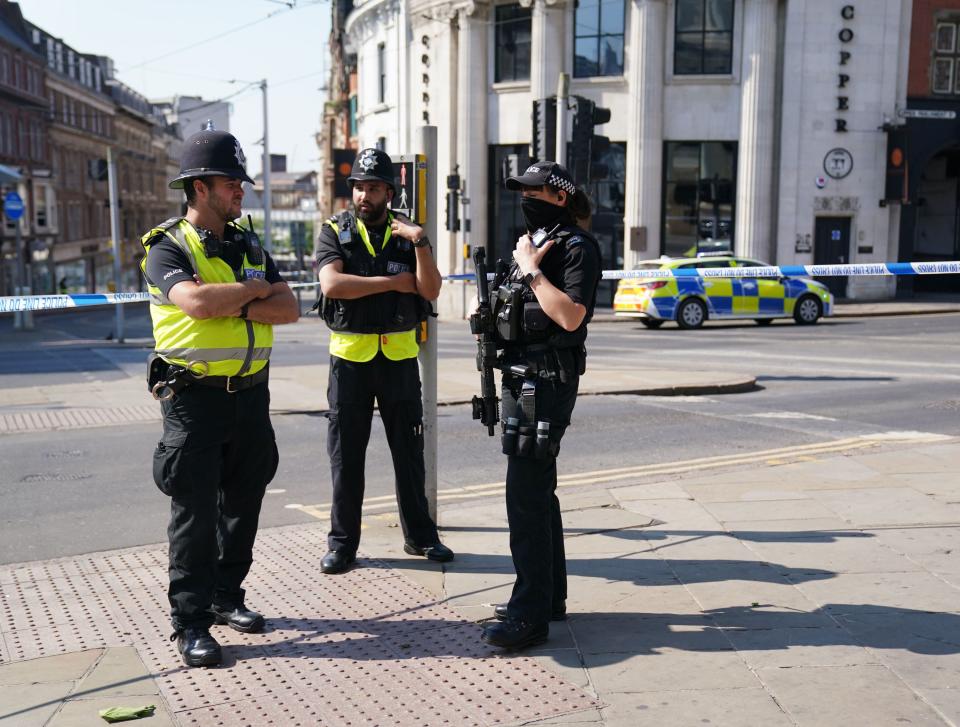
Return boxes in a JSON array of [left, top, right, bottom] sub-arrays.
[[315, 147, 453, 574], [141, 129, 299, 667], [479, 161, 601, 650]]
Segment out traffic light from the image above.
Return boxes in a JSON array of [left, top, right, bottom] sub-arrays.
[[531, 96, 556, 162], [569, 96, 611, 183], [570, 96, 611, 181], [883, 123, 908, 205], [332, 149, 354, 199]]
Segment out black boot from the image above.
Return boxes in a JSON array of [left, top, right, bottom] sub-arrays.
[[403, 541, 455, 562], [493, 603, 566, 622], [171, 627, 222, 667], [211, 603, 265, 633], [321, 549, 356, 574], [481, 618, 549, 650]]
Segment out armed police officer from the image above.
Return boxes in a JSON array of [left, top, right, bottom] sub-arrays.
[[142, 129, 299, 667], [315, 148, 454, 574], [478, 161, 601, 650]]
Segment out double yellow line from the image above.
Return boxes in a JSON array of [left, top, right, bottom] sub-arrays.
[[288, 432, 950, 521]]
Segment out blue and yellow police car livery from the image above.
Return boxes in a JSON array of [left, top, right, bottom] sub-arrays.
[[612, 255, 834, 329]]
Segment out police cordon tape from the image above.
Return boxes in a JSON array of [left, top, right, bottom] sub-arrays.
[[447, 260, 960, 281], [2, 260, 959, 314]]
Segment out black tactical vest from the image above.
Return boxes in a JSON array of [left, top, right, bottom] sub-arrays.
[[319, 211, 431, 334], [493, 223, 601, 349]]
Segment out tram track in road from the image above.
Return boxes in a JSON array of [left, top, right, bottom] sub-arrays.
[[285, 430, 953, 521]]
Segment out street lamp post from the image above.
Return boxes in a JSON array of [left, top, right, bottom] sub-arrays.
[[260, 79, 271, 251]]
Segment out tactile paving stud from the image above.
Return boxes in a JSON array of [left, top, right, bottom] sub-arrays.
[[0, 523, 601, 724]]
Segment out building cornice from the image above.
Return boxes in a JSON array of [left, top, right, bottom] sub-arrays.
[[519, 0, 568, 9], [395, 0, 493, 27], [46, 76, 115, 113], [344, 0, 400, 44]]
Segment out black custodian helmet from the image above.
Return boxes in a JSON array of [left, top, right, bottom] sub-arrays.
[[347, 148, 395, 192], [169, 129, 255, 189]]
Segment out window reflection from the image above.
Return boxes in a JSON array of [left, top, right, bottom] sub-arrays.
[[574, 0, 625, 78], [674, 0, 734, 75], [495, 5, 532, 83], [663, 141, 737, 257]]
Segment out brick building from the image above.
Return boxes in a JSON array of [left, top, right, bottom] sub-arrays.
[[896, 0, 960, 292], [0, 1, 49, 297]]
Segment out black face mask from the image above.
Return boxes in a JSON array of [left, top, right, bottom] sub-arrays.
[[521, 196, 566, 233]]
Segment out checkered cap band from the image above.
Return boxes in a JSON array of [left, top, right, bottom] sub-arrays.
[[547, 173, 576, 195]]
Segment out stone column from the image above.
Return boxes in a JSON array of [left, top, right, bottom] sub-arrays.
[[526, 0, 568, 103], [735, 0, 778, 261], [623, 0, 665, 267]]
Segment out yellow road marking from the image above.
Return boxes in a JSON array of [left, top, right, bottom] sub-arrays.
[[288, 433, 950, 520]]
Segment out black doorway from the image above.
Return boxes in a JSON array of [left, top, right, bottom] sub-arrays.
[[814, 216, 851, 299]]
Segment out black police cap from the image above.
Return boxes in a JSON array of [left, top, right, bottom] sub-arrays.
[[505, 161, 577, 195], [346, 148, 396, 192], [169, 129, 255, 189]]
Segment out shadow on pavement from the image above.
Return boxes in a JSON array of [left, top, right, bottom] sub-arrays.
[[563, 604, 960, 660]]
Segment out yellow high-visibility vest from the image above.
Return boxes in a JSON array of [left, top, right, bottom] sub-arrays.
[[140, 219, 273, 377], [325, 214, 418, 362]]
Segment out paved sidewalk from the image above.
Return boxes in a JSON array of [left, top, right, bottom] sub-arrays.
[[2, 432, 958, 726]]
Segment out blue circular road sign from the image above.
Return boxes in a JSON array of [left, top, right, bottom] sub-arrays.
[[3, 191, 24, 220]]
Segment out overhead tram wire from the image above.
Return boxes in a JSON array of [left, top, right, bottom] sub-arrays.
[[122, 5, 298, 72]]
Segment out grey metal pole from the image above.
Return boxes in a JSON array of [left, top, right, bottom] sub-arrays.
[[261, 79, 272, 251], [417, 125, 439, 520], [107, 146, 124, 342], [12, 220, 32, 330], [556, 72, 569, 165]]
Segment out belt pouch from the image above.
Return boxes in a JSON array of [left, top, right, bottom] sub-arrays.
[[147, 353, 167, 392], [517, 425, 536, 457], [534, 421, 551, 459], [501, 416, 520, 455]]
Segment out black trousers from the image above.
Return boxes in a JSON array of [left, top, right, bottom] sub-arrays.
[[326, 353, 439, 553], [152, 382, 279, 630], [501, 370, 579, 625]]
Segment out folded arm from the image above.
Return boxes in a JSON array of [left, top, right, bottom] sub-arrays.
[[318, 259, 418, 298], [246, 281, 299, 324], [168, 277, 272, 319]]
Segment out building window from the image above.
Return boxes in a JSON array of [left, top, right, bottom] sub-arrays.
[[932, 20, 960, 94], [573, 0, 625, 78], [377, 43, 386, 103], [349, 95, 358, 136], [674, 0, 734, 75], [35, 183, 47, 228], [494, 4, 532, 82], [662, 141, 737, 257]]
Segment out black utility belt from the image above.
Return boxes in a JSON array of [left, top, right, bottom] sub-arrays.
[[501, 345, 581, 382], [191, 367, 269, 392], [148, 354, 269, 400]]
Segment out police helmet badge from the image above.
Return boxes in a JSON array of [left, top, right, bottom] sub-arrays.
[[234, 140, 246, 168], [358, 149, 377, 172]]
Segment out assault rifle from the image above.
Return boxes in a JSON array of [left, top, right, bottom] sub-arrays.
[[469, 247, 502, 436]]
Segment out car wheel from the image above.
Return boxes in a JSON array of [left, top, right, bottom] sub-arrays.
[[676, 298, 707, 329], [793, 295, 822, 325], [754, 318, 774, 326], [640, 319, 664, 329]]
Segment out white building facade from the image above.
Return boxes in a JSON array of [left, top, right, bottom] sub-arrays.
[[341, 0, 912, 313]]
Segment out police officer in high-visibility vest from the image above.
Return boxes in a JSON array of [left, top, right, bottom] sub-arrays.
[[314, 147, 453, 574], [141, 128, 299, 667], [479, 161, 601, 650]]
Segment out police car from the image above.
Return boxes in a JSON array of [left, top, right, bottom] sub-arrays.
[[612, 254, 834, 329]]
